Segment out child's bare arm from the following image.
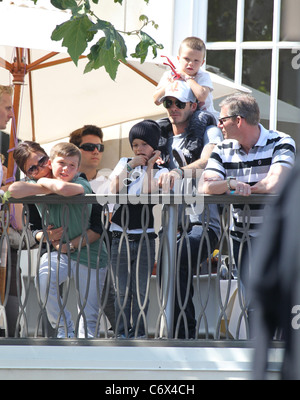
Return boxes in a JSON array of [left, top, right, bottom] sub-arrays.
[[153, 85, 166, 105], [185, 78, 210, 103], [153, 71, 175, 105], [9, 181, 52, 198]]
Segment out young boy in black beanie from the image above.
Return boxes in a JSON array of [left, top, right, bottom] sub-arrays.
[[109, 119, 168, 338]]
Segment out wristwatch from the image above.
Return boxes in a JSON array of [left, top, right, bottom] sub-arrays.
[[226, 176, 236, 190], [69, 241, 76, 253]]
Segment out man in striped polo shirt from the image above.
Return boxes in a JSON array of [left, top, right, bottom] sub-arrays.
[[201, 93, 296, 331]]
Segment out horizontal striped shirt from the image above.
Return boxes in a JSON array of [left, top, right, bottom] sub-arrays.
[[204, 124, 296, 238]]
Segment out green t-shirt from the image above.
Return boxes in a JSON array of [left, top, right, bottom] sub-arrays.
[[34, 175, 107, 269]]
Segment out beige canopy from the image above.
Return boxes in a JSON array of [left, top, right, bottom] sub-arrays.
[[0, 2, 249, 180]]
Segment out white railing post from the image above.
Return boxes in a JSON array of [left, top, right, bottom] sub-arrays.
[[160, 203, 178, 338]]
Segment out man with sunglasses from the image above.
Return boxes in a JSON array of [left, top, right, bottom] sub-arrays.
[[157, 80, 222, 184], [202, 92, 296, 336], [69, 125, 105, 181], [70, 125, 112, 197], [202, 92, 296, 250], [69, 125, 115, 333], [156, 80, 223, 339]]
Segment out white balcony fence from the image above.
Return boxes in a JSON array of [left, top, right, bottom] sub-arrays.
[[0, 193, 278, 344]]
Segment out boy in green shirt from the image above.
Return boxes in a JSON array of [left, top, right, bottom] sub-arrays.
[[36, 143, 107, 338]]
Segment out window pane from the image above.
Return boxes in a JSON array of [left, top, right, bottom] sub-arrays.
[[278, 49, 300, 107], [244, 0, 273, 41], [206, 50, 235, 80], [280, 0, 300, 41], [242, 50, 271, 94], [277, 120, 300, 146], [277, 49, 300, 144], [207, 0, 237, 42]]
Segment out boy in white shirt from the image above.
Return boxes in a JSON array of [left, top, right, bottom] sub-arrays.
[[109, 120, 168, 338], [154, 36, 219, 123]]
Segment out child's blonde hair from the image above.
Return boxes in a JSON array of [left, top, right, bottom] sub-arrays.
[[50, 142, 81, 165], [179, 37, 206, 55]]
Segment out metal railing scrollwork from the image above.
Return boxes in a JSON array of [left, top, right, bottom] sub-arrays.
[[0, 193, 277, 343]]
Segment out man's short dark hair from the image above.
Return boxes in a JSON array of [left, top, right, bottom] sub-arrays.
[[69, 125, 104, 147]]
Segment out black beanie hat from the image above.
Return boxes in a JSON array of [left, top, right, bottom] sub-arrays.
[[129, 120, 161, 151]]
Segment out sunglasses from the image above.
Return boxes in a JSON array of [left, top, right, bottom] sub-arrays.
[[163, 99, 188, 110], [26, 155, 49, 176], [218, 115, 244, 125], [78, 143, 104, 153]]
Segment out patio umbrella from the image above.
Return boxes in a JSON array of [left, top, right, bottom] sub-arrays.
[[0, 2, 250, 182]]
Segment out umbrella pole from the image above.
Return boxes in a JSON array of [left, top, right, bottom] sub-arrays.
[[6, 48, 26, 184], [7, 82, 22, 183], [27, 50, 36, 142]]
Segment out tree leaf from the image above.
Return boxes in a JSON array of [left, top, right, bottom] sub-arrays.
[[50, 0, 77, 10], [131, 31, 162, 63], [84, 38, 120, 80], [92, 19, 127, 61], [51, 15, 95, 65], [37, 0, 164, 79]]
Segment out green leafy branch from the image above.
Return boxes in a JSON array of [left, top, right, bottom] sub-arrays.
[[31, 0, 163, 80]]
